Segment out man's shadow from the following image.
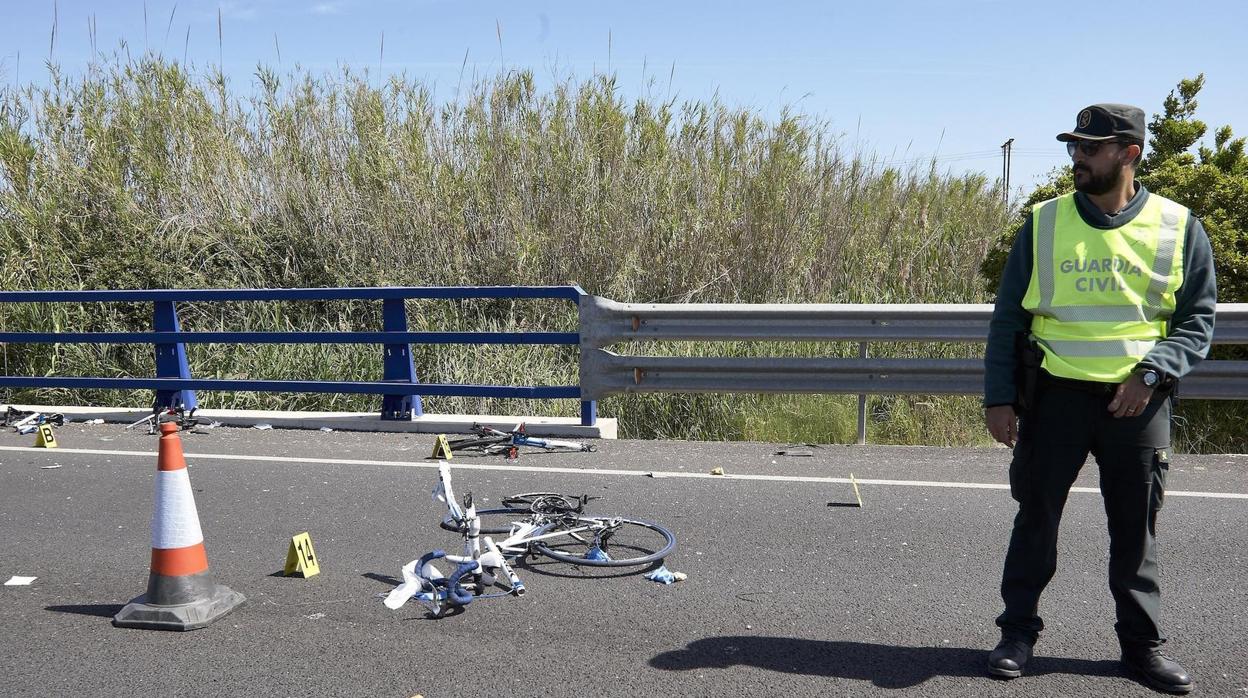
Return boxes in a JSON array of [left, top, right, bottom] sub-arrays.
[[650, 636, 1120, 689]]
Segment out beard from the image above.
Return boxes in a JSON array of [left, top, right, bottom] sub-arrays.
[[1073, 163, 1123, 195]]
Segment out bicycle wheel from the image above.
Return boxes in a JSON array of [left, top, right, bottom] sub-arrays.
[[500, 493, 591, 513], [439, 507, 538, 536], [447, 436, 508, 452], [501, 492, 566, 508], [532, 516, 675, 568]]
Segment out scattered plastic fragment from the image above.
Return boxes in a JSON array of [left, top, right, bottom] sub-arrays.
[[252, 423, 273, 430], [319, 427, 334, 432], [709, 467, 725, 476], [40, 465, 62, 470], [304, 612, 326, 620], [85, 419, 105, 425], [585, 545, 610, 562], [4, 576, 36, 586], [644, 565, 686, 585]]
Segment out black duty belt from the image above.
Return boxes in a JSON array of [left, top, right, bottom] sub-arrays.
[[1038, 371, 1118, 396]]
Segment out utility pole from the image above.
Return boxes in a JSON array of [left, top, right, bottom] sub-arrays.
[[1000, 138, 1015, 208]]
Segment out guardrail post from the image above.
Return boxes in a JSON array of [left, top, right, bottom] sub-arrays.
[[152, 301, 197, 412], [380, 298, 422, 420], [576, 292, 605, 426], [856, 342, 868, 445]]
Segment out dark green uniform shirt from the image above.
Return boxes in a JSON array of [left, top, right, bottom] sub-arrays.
[[983, 183, 1218, 407]]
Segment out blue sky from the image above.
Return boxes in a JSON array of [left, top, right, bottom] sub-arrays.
[[2, 0, 1245, 195]]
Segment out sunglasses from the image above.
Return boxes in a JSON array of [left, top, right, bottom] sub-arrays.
[[1067, 140, 1129, 158]]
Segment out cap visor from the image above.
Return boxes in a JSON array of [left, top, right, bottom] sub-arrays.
[[1056, 131, 1117, 142]]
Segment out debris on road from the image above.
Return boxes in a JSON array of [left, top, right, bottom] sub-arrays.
[[827, 473, 865, 508], [253, 423, 273, 430], [644, 566, 687, 585], [774, 443, 819, 456], [709, 467, 725, 476], [40, 465, 62, 470], [4, 576, 37, 586]]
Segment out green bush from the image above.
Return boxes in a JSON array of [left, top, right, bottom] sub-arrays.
[[0, 52, 1057, 445]]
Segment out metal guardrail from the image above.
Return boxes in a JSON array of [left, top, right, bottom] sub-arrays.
[[3, 287, 1246, 439], [0, 286, 596, 424], [578, 297, 1248, 442]]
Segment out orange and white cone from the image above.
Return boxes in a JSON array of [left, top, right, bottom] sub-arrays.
[[113, 422, 245, 630]]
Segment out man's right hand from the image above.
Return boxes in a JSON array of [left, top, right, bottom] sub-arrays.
[[985, 405, 1019, 448]]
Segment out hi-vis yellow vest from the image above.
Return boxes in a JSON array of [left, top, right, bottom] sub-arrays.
[[1021, 191, 1188, 383]]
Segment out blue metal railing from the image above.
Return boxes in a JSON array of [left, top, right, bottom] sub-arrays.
[[0, 285, 596, 426]]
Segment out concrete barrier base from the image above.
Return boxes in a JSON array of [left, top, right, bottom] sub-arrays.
[[5, 404, 617, 439]]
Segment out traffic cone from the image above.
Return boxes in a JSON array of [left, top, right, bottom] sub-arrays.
[[113, 422, 245, 630]]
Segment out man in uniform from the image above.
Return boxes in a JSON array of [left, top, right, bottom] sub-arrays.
[[982, 104, 1217, 694]]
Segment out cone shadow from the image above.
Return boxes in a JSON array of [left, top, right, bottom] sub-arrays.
[[46, 604, 125, 618]]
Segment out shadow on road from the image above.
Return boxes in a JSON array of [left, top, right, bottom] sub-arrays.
[[362, 572, 401, 586], [650, 636, 1121, 688], [45, 604, 125, 618]]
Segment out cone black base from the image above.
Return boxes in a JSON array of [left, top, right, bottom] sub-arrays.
[[113, 582, 245, 631]]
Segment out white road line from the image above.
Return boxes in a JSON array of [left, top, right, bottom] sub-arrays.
[[1, 445, 1246, 500]]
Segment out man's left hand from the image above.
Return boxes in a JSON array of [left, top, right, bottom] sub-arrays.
[[1107, 374, 1154, 418]]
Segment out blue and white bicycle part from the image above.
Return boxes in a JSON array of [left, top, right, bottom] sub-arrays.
[[384, 462, 675, 616]]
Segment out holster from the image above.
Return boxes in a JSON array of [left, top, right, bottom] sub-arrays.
[[1014, 333, 1043, 415]]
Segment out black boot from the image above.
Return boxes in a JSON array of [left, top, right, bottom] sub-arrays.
[[1121, 648, 1192, 694], [987, 637, 1033, 678]]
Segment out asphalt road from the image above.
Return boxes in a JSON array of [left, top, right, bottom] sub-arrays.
[[1, 423, 1245, 697]]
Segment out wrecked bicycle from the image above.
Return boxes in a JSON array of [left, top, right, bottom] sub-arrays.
[[383, 462, 676, 617], [447, 422, 596, 459]]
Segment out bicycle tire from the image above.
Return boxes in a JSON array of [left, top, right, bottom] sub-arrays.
[[447, 436, 508, 451], [500, 492, 586, 512], [532, 516, 675, 568], [501, 492, 565, 507]]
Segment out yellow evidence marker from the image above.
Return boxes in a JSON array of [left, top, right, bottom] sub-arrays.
[[284, 532, 320, 578], [429, 434, 454, 460], [35, 424, 58, 448]]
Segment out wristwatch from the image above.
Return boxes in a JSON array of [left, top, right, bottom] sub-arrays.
[[1137, 368, 1161, 388]]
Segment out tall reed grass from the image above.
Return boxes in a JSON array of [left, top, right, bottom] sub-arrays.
[[12, 53, 1193, 448]]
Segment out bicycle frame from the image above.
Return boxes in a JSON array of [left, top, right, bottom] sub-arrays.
[[5, 409, 64, 433]]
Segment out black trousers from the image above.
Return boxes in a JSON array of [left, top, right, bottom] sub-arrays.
[[996, 376, 1172, 650]]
